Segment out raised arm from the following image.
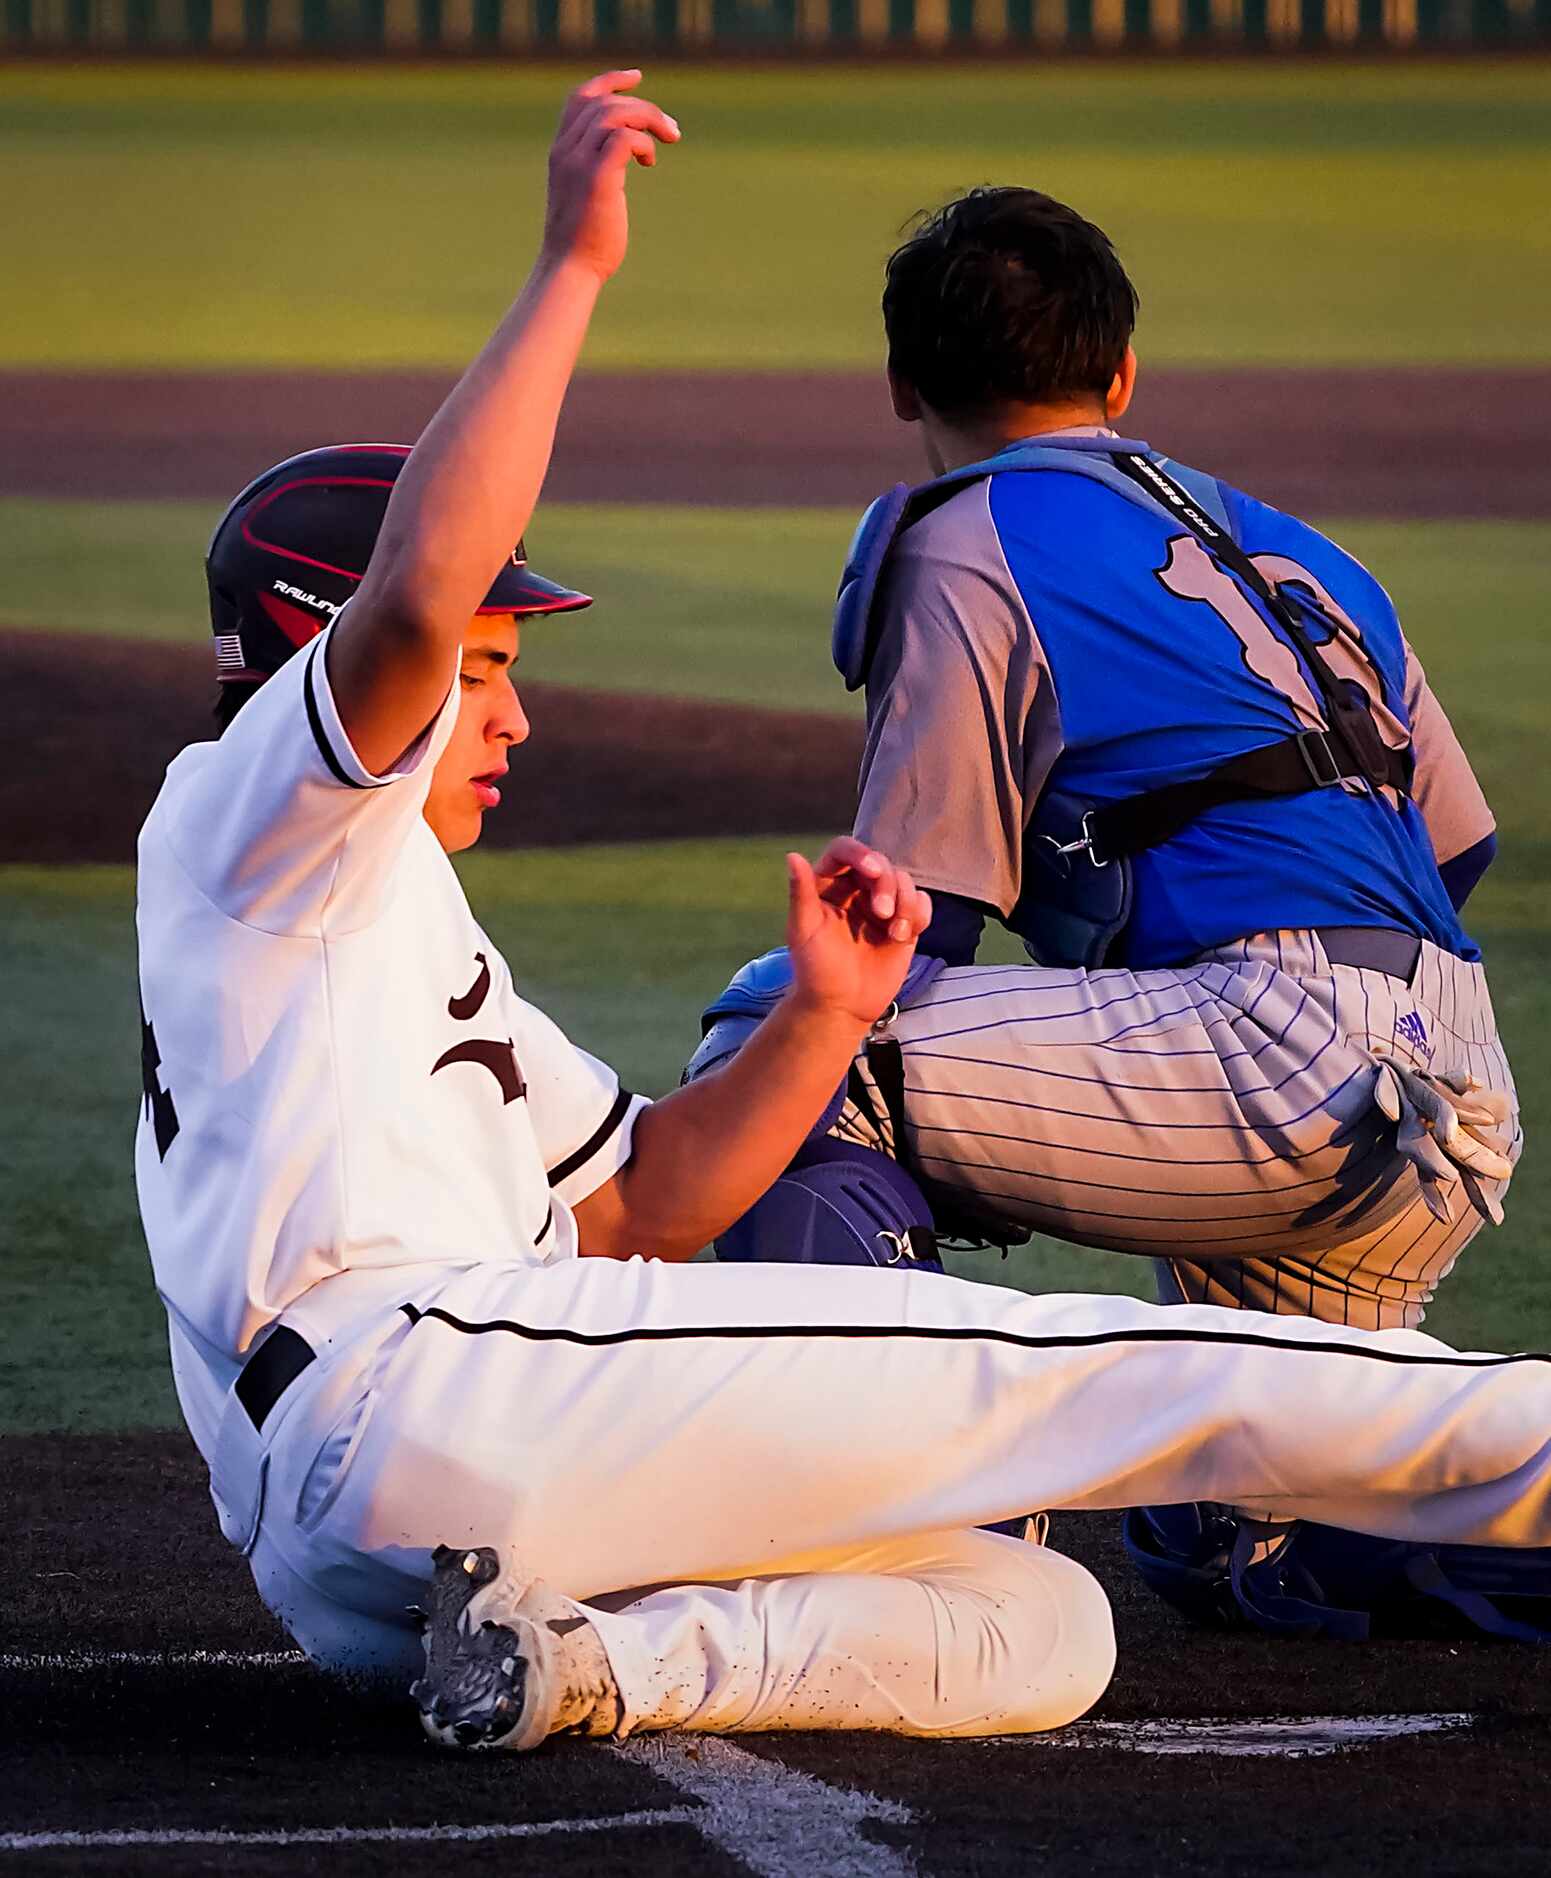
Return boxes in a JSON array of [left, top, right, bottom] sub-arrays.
[[328, 71, 680, 776]]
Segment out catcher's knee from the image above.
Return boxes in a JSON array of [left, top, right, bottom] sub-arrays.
[[715, 1138, 943, 1272]]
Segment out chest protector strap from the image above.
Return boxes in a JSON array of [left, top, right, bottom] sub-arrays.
[[1093, 453, 1412, 860]]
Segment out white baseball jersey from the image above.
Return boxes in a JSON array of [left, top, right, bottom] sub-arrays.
[[135, 625, 645, 1459]]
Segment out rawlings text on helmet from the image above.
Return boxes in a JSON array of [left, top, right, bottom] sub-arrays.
[[271, 580, 344, 620]]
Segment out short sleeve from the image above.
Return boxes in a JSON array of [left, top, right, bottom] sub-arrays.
[[513, 999, 650, 1208], [1402, 635, 1494, 866], [156, 619, 459, 937], [853, 481, 1061, 917]]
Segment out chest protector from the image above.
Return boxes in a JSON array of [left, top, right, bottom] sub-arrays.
[[833, 437, 1412, 970]]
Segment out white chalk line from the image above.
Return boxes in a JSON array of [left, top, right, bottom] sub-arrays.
[[0, 1650, 1472, 1867], [0, 1648, 306, 1671], [0, 1738, 915, 1874], [984, 1712, 1476, 1759], [0, 1811, 696, 1853], [623, 1735, 918, 1878], [2, 1650, 919, 1876]]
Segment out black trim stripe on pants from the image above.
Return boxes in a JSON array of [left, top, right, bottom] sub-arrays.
[[400, 1303, 1549, 1370]]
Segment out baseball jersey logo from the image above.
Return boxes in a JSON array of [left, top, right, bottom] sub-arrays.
[[448, 953, 493, 1020], [432, 952, 527, 1105], [1396, 1011, 1431, 1055], [432, 1038, 527, 1104]]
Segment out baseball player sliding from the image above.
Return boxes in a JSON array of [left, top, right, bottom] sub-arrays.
[[690, 185, 1533, 1631], [139, 76, 1551, 1755]]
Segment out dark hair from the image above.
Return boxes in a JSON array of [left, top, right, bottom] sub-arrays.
[[882, 187, 1139, 419]]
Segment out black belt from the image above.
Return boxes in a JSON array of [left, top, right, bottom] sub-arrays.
[[235, 1325, 315, 1432], [1313, 926, 1421, 982]]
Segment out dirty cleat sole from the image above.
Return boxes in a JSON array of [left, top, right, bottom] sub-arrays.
[[412, 1544, 621, 1753], [413, 1545, 547, 1752]]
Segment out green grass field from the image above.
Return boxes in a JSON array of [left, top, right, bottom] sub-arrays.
[[3, 63, 1549, 368], [0, 497, 861, 712]]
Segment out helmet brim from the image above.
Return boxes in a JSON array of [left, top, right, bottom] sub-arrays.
[[479, 563, 592, 617]]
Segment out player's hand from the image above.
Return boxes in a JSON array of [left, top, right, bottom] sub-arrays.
[[542, 71, 680, 284], [785, 838, 932, 1029], [1371, 1051, 1516, 1226]]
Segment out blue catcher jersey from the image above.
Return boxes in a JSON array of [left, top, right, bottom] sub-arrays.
[[851, 433, 1492, 969]]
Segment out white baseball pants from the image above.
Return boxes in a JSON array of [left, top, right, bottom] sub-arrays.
[[224, 1256, 1551, 1739]]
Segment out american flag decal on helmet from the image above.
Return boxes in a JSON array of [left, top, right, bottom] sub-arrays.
[[214, 633, 246, 674]]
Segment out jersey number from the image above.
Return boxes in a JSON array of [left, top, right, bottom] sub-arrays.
[[1156, 535, 1408, 767], [140, 1005, 180, 1161]]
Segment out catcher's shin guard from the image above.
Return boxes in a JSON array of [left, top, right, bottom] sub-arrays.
[[1123, 1505, 1551, 1643]]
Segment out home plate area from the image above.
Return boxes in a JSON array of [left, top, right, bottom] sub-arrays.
[[8, 1434, 1551, 1876]]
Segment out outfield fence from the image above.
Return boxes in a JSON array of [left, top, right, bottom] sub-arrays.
[[5, 0, 1549, 49]]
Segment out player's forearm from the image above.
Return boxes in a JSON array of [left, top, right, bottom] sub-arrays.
[[578, 837, 928, 1259], [325, 255, 604, 774], [328, 77, 678, 773], [358, 255, 600, 639], [584, 994, 870, 1260]]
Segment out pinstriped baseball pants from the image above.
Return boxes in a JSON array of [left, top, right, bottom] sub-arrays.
[[843, 931, 1520, 1331]]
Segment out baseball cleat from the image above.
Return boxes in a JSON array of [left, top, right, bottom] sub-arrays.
[[413, 1543, 621, 1752]]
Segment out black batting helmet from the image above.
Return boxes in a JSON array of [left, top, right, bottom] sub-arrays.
[[205, 443, 592, 685]]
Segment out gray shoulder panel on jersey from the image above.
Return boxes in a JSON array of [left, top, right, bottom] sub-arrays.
[[1400, 633, 1495, 866], [854, 481, 1064, 917]]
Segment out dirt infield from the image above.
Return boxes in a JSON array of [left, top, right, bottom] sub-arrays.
[[0, 629, 861, 865], [7, 1428, 1550, 1877], [6, 366, 1550, 517]]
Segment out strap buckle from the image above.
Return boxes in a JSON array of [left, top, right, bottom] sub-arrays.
[[1040, 811, 1111, 872], [1294, 730, 1344, 790], [876, 1227, 936, 1267], [869, 1000, 900, 1038]]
